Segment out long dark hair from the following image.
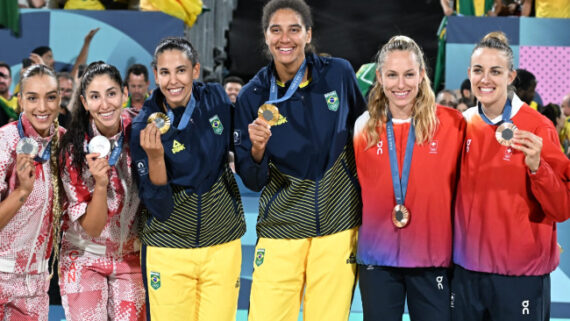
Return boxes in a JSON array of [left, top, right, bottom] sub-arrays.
[[59, 61, 123, 174]]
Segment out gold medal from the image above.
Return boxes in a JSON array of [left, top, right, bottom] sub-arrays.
[[258, 104, 280, 126], [392, 204, 410, 228], [148, 112, 171, 134], [16, 137, 39, 157], [495, 122, 517, 147]]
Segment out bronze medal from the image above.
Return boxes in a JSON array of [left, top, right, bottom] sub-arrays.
[[495, 122, 517, 147], [392, 204, 410, 228], [148, 112, 171, 134], [257, 104, 280, 126], [16, 137, 39, 157]]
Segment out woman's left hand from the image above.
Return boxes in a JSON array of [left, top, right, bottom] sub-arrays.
[[511, 129, 542, 172]]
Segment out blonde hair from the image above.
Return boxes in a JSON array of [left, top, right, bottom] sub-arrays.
[[49, 118, 63, 279], [364, 35, 437, 149]]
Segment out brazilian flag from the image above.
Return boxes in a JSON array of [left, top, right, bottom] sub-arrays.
[[0, 0, 19, 36]]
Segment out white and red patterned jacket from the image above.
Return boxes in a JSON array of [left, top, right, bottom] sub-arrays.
[[61, 109, 141, 258], [0, 114, 64, 274]]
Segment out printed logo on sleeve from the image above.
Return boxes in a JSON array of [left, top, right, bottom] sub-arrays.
[[136, 160, 148, 176]]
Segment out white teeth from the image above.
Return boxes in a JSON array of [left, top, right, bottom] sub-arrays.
[[480, 88, 494, 93], [36, 115, 49, 120], [394, 92, 408, 97], [279, 48, 293, 52], [101, 111, 114, 117], [169, 88, 183, 94]]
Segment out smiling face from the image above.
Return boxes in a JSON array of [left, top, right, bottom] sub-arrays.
[[19, 74, 60, 137], [153, 49, 200, 108], [81, 74, 126, 138], [377, 50, 424, 117], [264, 8, 312, 74], [469, 47, 516, 112]]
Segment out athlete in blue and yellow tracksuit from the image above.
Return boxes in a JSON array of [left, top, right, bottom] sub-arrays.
[[235, 52, 366, 321], [130, 81, 245, 321]]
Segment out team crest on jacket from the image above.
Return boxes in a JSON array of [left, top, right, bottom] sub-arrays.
[[150, 271, 161, 290], [324, 91, 340, 111], [172, 140, 185, 154], [255, 248, 265, 267], [209, 115, 224, 135]]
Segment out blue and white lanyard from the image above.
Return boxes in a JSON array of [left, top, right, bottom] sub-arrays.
[[386, 113, 415, 206], [266, 60, 307, 104]]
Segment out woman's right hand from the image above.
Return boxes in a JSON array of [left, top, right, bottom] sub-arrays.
[[15, 154, 35, 196], [248, 117, 272, 163], [140, 123, 164, 161], [86, 153, 110, 188]]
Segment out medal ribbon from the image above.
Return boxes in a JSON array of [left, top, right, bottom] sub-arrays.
[[477, 99, 512, 126], [17, 114, 51, 163], [107, 133, 124, 166], [386, 112, 415, 206], [166, 92, 196, 131], [266, 59, 307, 104]]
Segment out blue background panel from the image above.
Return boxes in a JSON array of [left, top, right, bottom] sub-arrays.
[[519, 17, 570, 46], [447, 16, 520, 45]]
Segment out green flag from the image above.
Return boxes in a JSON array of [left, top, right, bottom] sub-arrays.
[[433, 16, 448, 93], [0, 0, 19, 36]]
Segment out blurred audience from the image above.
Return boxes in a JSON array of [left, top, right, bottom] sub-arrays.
[[0, 62, 18, 122], [56, 71, 74, 127], [222, 75, 243, 104], [436, 89, 458, 108], [123, 63, 150, 110], [514, 68, 542, 112]]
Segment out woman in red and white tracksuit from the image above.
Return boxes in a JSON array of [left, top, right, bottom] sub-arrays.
[[0, 64, 65, 320], [58, 62, 145, 321]]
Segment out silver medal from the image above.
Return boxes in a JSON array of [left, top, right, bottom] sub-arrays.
[[88, 135, 111, 158], [16, 137, 39, 156]]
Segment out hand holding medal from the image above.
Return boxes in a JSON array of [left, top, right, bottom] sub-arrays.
[[510, 129, 543, 172], [140, 115, 165, 160], [15, 153, 35, 194], [147, 112, 171, 135]]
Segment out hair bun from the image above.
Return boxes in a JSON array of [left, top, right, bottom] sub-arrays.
[[482, 31, 509, 46]]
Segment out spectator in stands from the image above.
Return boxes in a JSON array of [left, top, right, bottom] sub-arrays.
[[521, 0, 570, 18], [131, 37, 245, 321], [440, 0, 502, 16], [56, 72, 74, 128], [58, 61, 145, 321], [436, 89, 458, 108], [460, 78, 476, 107], [453, 31, 570, 321], [234, 0, 365, 320], [354, 35, 465, 321], [514, 68, 542, 112], [63, 0, 105, 10], [29, 28, 100, 80], [562, 92, 570, 117], [0, 62, 18, 122], [123, 63, 150, 111], [456, 97, 470, 112], [222, 75, 244, 104]]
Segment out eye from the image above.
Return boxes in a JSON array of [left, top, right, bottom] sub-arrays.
[[90, 94, 99, 100], [108, 91, 116, 97], [177, 68, 186, 74], [405, 72, 415, 78], [160, 70, 168, 76], [47, 94, 57, 101], [290, 26, 300, 33], [270, 27, 280, 34], [491, 70, 501, 75], [26, 96, 37, 102], [387, 73, 396, 78]]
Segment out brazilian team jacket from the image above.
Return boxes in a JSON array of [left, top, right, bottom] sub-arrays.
[[130, 82, 245, 248], [234, 53, 366, 239]]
